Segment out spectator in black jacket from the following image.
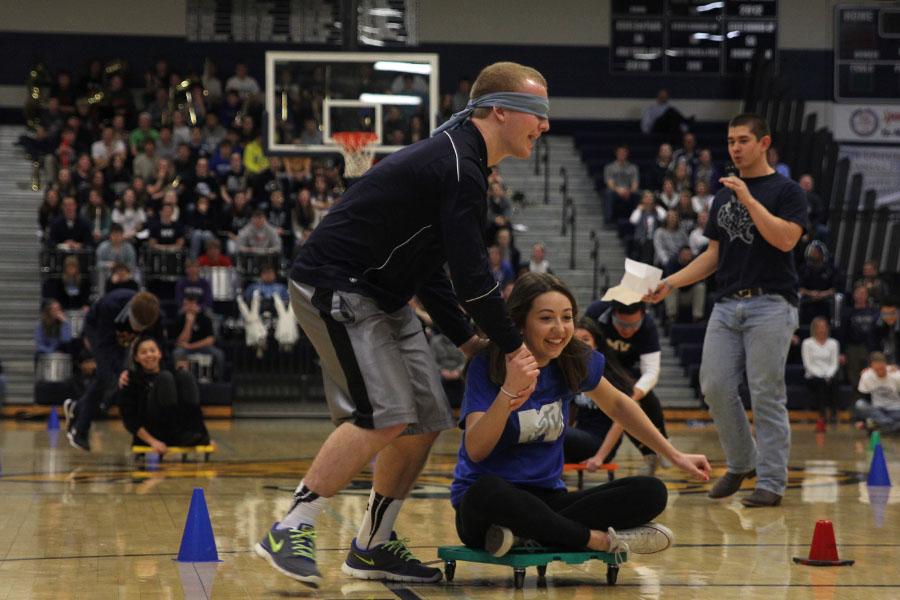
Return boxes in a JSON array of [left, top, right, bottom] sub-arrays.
[[42, 255, 91, 312], [798, 174, 827, 238], [169, 294, 224, 380], [798, 241, 843, 325], [49, 196, 92, 249], [645, 143, 673, 192], [841, 285, 882, 389], [494, 227, 521, 276], [187, 195, 220, 259], [871, 300, 899, 363]]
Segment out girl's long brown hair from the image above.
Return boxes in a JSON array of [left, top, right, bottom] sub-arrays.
[[40, 300, 61, 338], [488, 272, 589, 393]]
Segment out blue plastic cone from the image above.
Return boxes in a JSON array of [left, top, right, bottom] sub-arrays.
[[867, 444, 892, 487], [177, 488, 220, 562], [47, 407, 60, 431]]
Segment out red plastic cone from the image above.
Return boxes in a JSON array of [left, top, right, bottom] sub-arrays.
[[793, 520, 854, 566]]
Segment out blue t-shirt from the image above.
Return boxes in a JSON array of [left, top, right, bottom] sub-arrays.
[[450, 350, 606, 507], [704, 172, 808, 303]]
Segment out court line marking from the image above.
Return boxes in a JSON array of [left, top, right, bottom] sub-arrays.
[[4, 540, 899, 565]]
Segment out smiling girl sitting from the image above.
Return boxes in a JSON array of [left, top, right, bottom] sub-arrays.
[[450, 273, 710, 558]]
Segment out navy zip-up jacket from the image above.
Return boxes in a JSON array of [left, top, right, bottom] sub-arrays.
[[83, 288, 164, 362], [291, 121, 521, 353]]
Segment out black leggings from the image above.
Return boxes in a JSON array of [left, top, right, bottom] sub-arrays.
[[144, 370, 209, 446], [806, 377, 839, 418], [564, 392, 668, 463], [455, 474, 667, 550]]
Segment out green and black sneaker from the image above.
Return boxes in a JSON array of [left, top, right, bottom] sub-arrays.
[[255, 523, 322, 588], [341, 532, 442, 583]]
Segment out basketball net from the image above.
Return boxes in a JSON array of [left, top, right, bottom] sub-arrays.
[[333, 131, 378, 179]]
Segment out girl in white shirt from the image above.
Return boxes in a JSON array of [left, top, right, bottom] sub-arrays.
[[111, 188, 147, 241], [800, 317, 840, 423], [691, 180, 714, 214]]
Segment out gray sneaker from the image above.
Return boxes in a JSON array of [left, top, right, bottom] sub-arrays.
[[708, 469, 756, 499], [255, 523, 322, 588], [341, 533, 442, 582]]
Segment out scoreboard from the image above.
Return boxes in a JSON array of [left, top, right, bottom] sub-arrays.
[[186, 0, 418, 47], [611, 0, 778, 76], [835, 4, 900, 103]]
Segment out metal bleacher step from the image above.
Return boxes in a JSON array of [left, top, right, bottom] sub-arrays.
[[505, 135, 702, 410], [0, 126, 41, 404]]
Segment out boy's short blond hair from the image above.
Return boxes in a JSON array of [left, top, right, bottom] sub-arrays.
[[470, 62, 548, 119], [869, 351, 887, 364]]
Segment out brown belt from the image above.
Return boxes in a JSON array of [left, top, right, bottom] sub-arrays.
[[731, 287, 766, 299]]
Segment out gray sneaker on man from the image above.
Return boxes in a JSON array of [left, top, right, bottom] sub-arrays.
[[341, 533, 442, 582], [740, 488, 782, 507], [708, 469, 756, 499], [255, 523, 322, 588]]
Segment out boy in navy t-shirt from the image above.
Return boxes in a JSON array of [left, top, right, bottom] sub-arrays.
[[452, 273, 710, 558], [648, 113, 807, 508]]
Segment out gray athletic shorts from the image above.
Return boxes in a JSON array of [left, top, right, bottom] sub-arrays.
[[290, 281, 454, 434]]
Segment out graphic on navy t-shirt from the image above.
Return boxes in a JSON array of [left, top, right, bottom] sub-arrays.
[[717, 196, 755, 245]]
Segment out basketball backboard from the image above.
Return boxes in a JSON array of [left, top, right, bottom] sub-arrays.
[[265, 51, 439, 155]]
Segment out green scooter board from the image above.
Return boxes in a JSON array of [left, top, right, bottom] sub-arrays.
[[437, 545, 626, 589]]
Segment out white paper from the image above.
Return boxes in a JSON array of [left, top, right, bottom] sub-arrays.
[[601, 259, 663, 304], [621, 258, 662, 294]]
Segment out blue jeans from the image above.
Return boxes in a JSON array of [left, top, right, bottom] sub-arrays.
[[190, 230, 217, 259], [699, 295, 798, 495], [854, 400, 900, 433]]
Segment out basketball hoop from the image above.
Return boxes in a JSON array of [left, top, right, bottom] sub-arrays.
[[333, 131, 379, 179]]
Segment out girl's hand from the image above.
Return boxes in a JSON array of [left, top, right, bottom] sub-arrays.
[[503, 347, 539, 407], [671, 452, 711, 481], [151, 440, 168, 455], [585, 457, 604, 472], [506, 378, 536, 411]]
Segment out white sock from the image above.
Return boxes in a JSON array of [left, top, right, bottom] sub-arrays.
[[355, 489, 403, 550], [278, 480, 327, 530]]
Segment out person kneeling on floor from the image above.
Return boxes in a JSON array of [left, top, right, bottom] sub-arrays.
[[853, 352, 900, 434], [120, 335, 210, 454], [451, 273, 710, 559]]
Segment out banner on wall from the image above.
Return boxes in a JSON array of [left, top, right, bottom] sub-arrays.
[[833, 104, 900, 144], [837, 145, 900, 209]]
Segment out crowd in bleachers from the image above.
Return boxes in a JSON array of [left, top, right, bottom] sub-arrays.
[[23, 57, 362, 401], [22, 58, 557, 410], [20, 66, 898, 422]]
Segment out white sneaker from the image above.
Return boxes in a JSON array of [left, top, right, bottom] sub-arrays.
[[607, 522, 674, 554], [484, 525, 517, 557], [62, 398, 76, 431]]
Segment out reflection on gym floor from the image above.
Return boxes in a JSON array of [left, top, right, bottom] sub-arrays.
[[0, 419, 897, 599]]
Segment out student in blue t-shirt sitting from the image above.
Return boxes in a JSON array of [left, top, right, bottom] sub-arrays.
[[451, 273, 711, 558]]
